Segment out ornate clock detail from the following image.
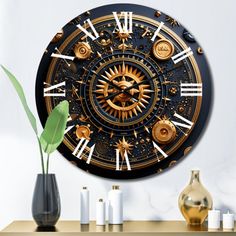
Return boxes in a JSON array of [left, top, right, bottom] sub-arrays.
[[36, 4, 212, 179]]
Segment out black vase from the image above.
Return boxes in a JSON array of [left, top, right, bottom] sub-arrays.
[[32, 174, 61, 228]]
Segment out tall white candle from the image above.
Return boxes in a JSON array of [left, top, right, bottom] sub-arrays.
[[80, 186, 89, 224], [223, 211, 234, 230], [108, 185, 123, 224], [208, 209, 221, 230], [96, 199, 106, 226]]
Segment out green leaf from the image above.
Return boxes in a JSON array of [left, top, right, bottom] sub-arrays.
[[40, 100, 69, 154], [1, 65, 38, 134]]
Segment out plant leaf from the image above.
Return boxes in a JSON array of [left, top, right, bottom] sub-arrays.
[[40, 100, 69, 154], [1, 65, 38, 134]]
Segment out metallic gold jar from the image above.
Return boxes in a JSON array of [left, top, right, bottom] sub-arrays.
[[178, 170, 213, 225]]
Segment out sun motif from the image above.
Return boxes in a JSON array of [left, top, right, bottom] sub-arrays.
[[95, 62, 154, 121], [115, 137, 133, 158]]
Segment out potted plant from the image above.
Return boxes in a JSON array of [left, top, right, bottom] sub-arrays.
[[1, 66, 69, 228]]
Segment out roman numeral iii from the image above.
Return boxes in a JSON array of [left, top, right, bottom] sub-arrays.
[[43, 81, 66, 97], [171, 47, 193, 64], [113, 12, 133, 33], [77, 19, 99, 41], [181, 83, 202, 97]]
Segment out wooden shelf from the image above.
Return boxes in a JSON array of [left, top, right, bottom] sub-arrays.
[[1, 221, 235, 235]]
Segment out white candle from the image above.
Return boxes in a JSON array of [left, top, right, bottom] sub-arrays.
[[96, 199, 106, 226], [108, 185, 123, 225], [223, 211, 234, 230], [80, 186, 89, 224], [208, 209, 221, 230]]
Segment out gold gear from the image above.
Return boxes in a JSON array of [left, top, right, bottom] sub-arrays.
[[152, 39, 174, 61], [152, 120, 176, 144], [95, 62, 153, 121], [74, 42, 92, 59], [75, 125, 91, 140]]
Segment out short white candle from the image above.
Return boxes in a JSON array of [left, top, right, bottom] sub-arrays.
[[208, 209, 221, 230], [96, 199, 106, 226], [223, 211, 234, 230]]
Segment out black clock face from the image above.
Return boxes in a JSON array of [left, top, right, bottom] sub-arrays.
[[36, 4, 212, 179]]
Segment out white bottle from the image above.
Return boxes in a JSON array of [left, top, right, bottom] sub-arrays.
[[108, 185, 123, 224], [80, 186, 89, 224], [96, 199, 106, 225]]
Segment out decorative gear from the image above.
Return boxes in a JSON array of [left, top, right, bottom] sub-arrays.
[[75, 125, 91, 140], [152, 119, 176, 144], [152, 39, 174, 61], [74, 42, 92, 59]]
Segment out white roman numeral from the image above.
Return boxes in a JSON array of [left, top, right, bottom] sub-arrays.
[[116, 149, 131, 171], [77, 19, 99, 41], [171, 47, 193, 64], [64, 116, 75, 134], [172, 113, 194, 131], [113, 12, 133, 33], [64, 125, 74, 134], [51, 53, 75, 61], [72, 138, 89, 159], [151, 22, 164, 42], [86, 144, 95, 164], [152, 141, 168, 158], [44, 81, 66, 97], [72, 138, 95, 163], [181, 83, 202, 97]]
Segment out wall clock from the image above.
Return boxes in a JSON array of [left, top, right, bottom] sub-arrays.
[[36, 4, 212, 179]]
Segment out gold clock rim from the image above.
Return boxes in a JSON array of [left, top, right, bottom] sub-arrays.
[[44, 14, 202, 171]]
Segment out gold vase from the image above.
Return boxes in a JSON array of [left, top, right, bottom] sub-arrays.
[[178, 170, 213, 225]]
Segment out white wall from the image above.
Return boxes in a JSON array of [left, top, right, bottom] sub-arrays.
[[0, 0, 236, 230]]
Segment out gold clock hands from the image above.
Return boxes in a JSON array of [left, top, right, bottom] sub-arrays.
[[124, 65, 181, 90], [104, 78, 152, 100]]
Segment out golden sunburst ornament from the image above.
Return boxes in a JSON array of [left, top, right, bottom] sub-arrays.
[[116, 28, 132, 42], [116, 32, 131, 42], [115, 137, 133, 157], [95, 62, 154, 121]]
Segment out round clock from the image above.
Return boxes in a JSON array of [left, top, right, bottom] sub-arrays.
[[36, 4, 212, 179]]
